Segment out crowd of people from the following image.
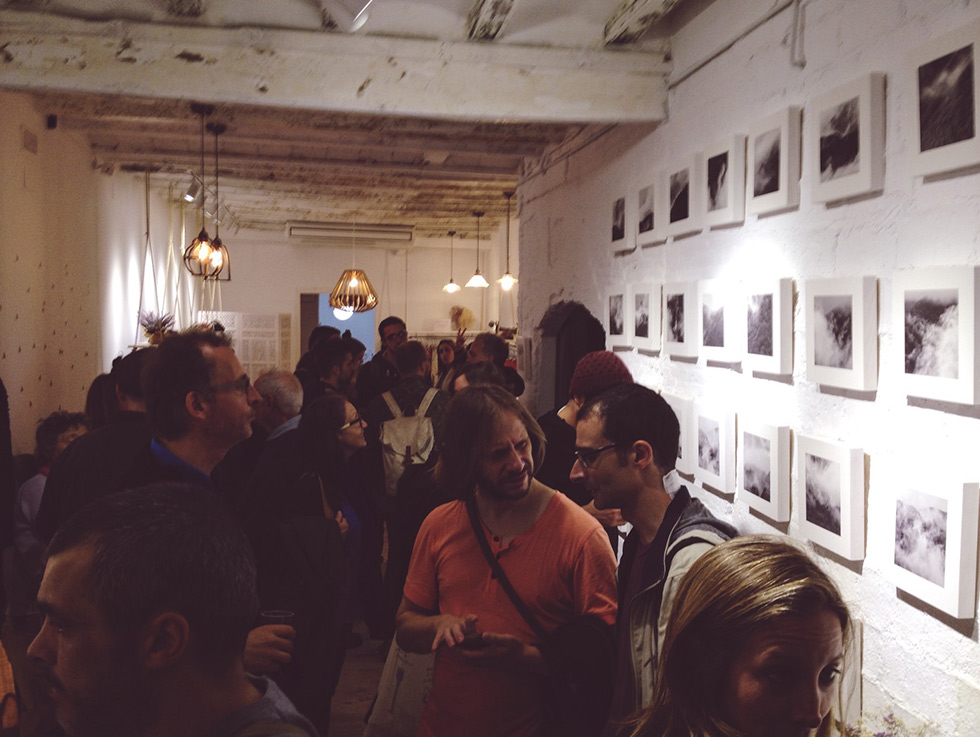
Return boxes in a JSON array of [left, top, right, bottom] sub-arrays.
[[0, 317, 853, 737]]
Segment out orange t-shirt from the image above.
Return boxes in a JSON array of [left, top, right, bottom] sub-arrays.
[[403, 491, 618, 737]]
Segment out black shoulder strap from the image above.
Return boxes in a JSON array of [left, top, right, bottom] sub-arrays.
[[465, 498, 548, 642]]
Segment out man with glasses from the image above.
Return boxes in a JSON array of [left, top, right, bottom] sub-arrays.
[[570, 383, 737, 735], [356, 315, 408, 407]]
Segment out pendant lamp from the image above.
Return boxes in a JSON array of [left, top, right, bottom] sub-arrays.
[[498, 191, 517, 291], [329, 220, 379, 312], [182, 102, 216, 277], [202, 122, 230, 281], [465, 210, 489, 288], [443, 230, 461, 293]]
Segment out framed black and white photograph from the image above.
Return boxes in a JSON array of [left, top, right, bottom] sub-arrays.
[[746, 107, 802, 216], [809, 73, 886, 203], [698, 279, 740, 363], [694, 402, 735, 494], [660, 155, 703, 238], [893, 266, 980, 404], [663, 393, 694, 476], [795, 435, 865, 560], [662, 282, 699, 358], [737, 418, 790, 522], [888, 480, 979, 618], [805, 276, 878, 391], [702, 135, 746, 228], [743, 278, 793, 375], [634, 180, 665, 247], [611, 195, 627, 249], [630, 282, 661, 352], [605, 285, 630, 348], [909, 20, 980, 177]]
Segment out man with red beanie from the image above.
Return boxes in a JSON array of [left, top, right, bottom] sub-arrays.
[[535, 351, 632, 544]]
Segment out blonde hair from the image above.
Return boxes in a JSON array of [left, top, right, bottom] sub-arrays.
[[629, 535, 850, 737]]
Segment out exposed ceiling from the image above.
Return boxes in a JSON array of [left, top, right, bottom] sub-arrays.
[[0, 0, 679, 240]]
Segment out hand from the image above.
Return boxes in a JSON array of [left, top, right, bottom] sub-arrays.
[[431, 613, 479, 651], [455, 328, 467, 349], [584, 500, 625, 527], [457, 633, 546, 674], [335, 510, 349, 538], [244, 624, 295, 674]]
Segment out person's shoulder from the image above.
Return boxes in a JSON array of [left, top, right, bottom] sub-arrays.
[[214, 676, 321, 737], [545, 488, 604, 534], [672, 487, 739, 544]]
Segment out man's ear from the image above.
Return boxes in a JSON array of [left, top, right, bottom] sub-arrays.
[[632, 440, 655, 469], [140, 612, 190, 671], [185, 391, 209, 421]]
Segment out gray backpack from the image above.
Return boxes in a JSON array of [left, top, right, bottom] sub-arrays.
[[378, 388, 439, 498]]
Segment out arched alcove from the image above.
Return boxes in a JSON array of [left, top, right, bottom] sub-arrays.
[[536, 301, 606, 410]]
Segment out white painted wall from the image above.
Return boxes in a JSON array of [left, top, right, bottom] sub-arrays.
[[519, 0, 980, 732]]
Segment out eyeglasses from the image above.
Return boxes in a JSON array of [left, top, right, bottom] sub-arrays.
[[574, 443, 618, 469], [209, 375, 251, 395], [384, 330, 408, 341], [338, 416, 366, 431]]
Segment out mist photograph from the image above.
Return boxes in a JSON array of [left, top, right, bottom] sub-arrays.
[[612, 197, 625, 242], [667, 293, 685, 342], [637, 186, 654, 234], [905, 288, 959, 378], [608, 294, 624, 336], [820, 96, 860, 182], [805, 452, 842, 535], [702, 293, 725, 348], [918, 44, 975, 153], [895, 488, 948, 586], [698, 415, 720, 476], [742, 432, 771, 501], [669, 168, 690, 223], [634, 293, 650, 338], [747, 293, 774, 357], [813, 294, 854, 369], [707, 151, 729, 211], [753, 127, 781, 197]]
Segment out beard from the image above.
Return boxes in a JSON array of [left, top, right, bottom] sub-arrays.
[[477, 462, 532, 501]]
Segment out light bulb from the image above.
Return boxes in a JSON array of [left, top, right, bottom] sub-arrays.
[[499, 273, 517, 291]]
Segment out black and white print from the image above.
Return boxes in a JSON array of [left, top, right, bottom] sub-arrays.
[[706, 151, 730, 212], [669, 168, 690, 223], [918, 44, 975, 153], [698, 415, 720, 475], [820, 96, 860, 182], [813, 295, 853, 369], [742, 432, 771, 501], [905, 288, 959, 378], [667, 293, 685, 342], [747, 293, 774, 357], [895, 488, 948, 586], [637, 186, 654, 234], [634, 293, 650, 339], [608, 294, 624, 336], [612, 197, 625, 242], [753, 127, 781, 197], [805, 453, 841, 535], [702, 293, 725, 348]]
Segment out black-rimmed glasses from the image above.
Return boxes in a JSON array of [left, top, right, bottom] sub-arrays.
[[574, 443, 618, 469]]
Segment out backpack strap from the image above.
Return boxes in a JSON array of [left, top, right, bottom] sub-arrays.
[[381, 391, 402, 419], [416, 388, 439, 417]]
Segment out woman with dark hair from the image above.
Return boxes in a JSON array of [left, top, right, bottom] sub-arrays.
[[628, 535, 851, 737], [435, 339, 463, 392], [83, 373, 118, 429]]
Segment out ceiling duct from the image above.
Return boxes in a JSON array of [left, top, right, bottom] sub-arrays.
[[287, 221, 414, 248]]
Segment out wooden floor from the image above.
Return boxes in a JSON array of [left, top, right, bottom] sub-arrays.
[[330, 637, 388, 737]]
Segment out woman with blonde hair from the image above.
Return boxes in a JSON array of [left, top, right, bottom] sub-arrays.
[[629, 535, 850, 737]]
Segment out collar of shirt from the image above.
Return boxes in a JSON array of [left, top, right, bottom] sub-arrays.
[[663, 468, 681, 498], [268, 414, 301, 441], [150, 438, 214, 489]]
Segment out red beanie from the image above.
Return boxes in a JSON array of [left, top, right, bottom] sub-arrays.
[[568, 351, 633, 401]]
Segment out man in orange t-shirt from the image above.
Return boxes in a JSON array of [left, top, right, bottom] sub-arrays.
[[395, 385, 617, 737]]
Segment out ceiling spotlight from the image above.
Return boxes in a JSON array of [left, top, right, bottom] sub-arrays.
[[183, 178, 202, 205]]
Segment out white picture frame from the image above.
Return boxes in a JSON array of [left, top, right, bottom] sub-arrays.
[[694, 402, 735, 494], [747, 106, 802, 216], [698, 279, 741, 363], [795, 435, 865, 561], [662, 393, 695, 476], [634, 180, 665, 247], [630, 283, 661, 352], [888, 479, 979, 619], [909, 20, 980, 178], [605, 285, 630, 348], [663, 282, 699, 358], [743, 278, 794, 375], [702, 135, 746, 228], [809, 73, 886, 203], [805, 276, 878, 391], [611, 194, 628, 251], [893, 266, 980, 404], [662, 155, 703, 238], [737, 418, 791, 523]]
